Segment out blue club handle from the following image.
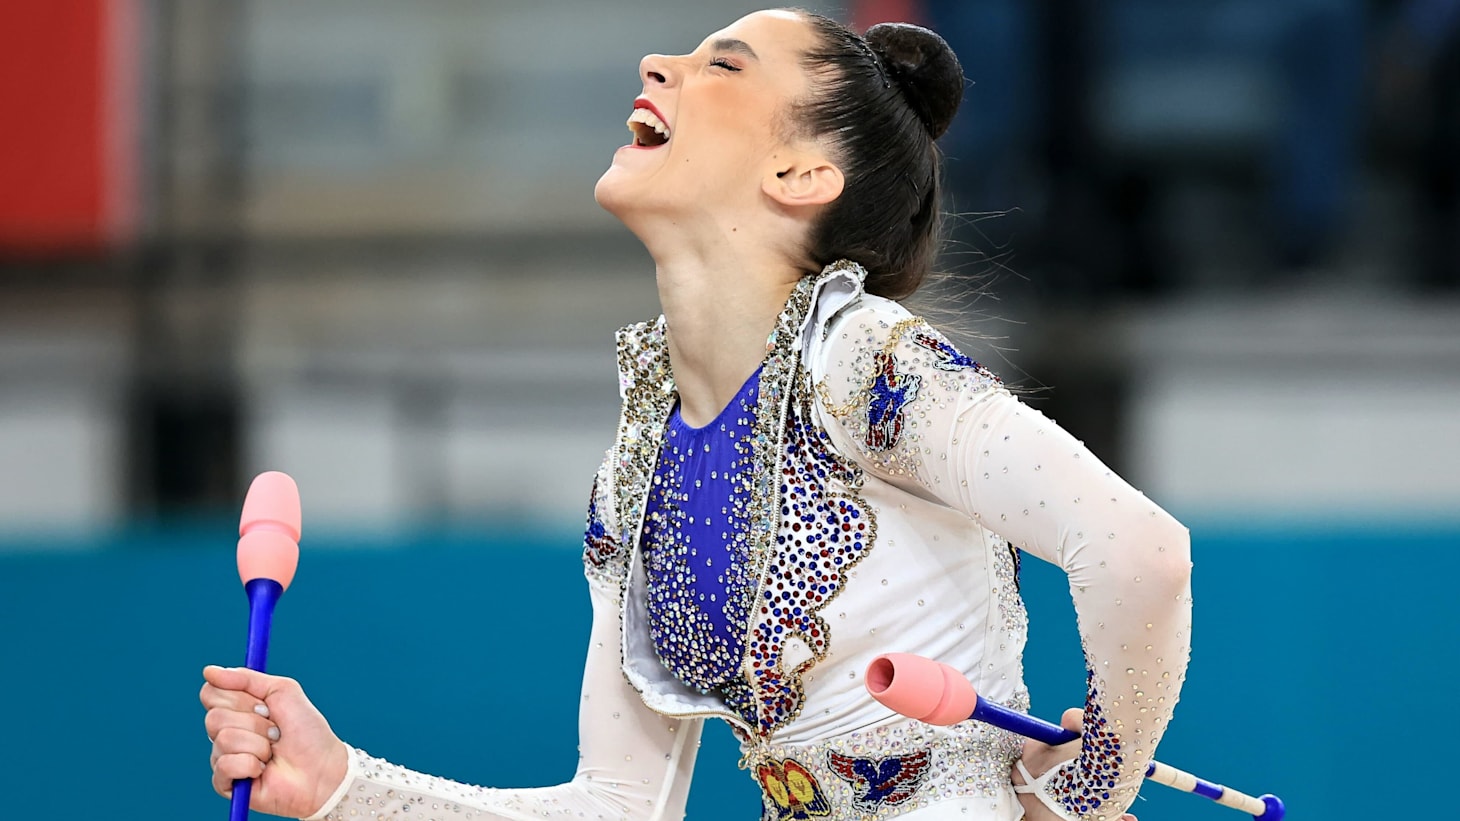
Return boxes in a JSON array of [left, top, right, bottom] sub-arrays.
[[966, 694, 1285, 820], [229, 578, 284, 821], [970, 696, 1080, 746]]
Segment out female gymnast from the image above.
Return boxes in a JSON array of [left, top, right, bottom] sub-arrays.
[[202, 9, 1191, 820]]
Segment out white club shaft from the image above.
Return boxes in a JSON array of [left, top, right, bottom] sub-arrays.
[[1148, 761, 1266, 815]]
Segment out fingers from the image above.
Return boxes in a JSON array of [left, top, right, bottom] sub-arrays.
[[210, 725, 275, 767], [200, 678, 267, 720], [208, 706, 278, 800], [202, 665, 278, 702], [200, 665, 304, 723], [1058, 707, 1084, 733], [202, 665, 292, 801], [212, 751, 266, 798], [205, 705, 278, 744]]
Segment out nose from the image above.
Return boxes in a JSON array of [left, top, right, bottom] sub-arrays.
[[639, 53, 674, 87]]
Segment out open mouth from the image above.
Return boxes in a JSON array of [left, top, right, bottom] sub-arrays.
[[626, 106, 670, 148]]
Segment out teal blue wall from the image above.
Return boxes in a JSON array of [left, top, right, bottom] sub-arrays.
[[1, 522, 1453, 820]]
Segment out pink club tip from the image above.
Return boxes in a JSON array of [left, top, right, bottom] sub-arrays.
[[240, 471, 301, 542], [237, 471, 301, 590], [865, 653, 978, 726]]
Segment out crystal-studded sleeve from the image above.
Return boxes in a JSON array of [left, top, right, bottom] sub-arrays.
[[302, 498, 702, 820], [814, 307, 1192, 821]]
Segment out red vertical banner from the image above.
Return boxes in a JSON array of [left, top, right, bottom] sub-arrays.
[[850, 0, 927, 30], [0, 0, 138, 255]]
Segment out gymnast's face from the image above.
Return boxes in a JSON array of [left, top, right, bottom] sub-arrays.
[[594, 10, 822, 227]]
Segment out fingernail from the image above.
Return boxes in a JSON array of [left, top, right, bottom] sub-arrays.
[[267, 726, 280, 742], [254, 703, 271, 719]]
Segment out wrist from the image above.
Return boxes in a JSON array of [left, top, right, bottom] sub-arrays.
[[303, 741, 353, 821], [1013, 756, 1081, 821]]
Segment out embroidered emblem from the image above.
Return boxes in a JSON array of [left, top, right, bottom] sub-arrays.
[[581, 479, 621, 569], [912, 330, 1004, 386], [864, 351, 921, 451], [911, 331, 978, 370], [827, 750, 932, 811], [756, 758, 832, 820]]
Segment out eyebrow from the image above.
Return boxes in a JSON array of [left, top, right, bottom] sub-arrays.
[[710, 38, 760, 61]]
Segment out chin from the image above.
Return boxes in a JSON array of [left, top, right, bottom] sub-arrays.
[[594, 167, 669, 229], [593, 169, 629, 218]]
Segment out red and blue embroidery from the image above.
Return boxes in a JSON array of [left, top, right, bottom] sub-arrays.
[[581, 480, 622, 569], [757, 758, 832, 820], [742, 405, 874, 735], [911, 330, 1002, 382], [911, 331, 977, 370], [1044, 671, 1124, 817], [864, 351, 921, 451], [827, 750, 932, 811]]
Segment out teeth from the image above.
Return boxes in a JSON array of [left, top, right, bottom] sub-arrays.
[[626, 107, 670, 138]]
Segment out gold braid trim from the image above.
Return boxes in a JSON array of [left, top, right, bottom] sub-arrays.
[[815, 317, 924, 419]]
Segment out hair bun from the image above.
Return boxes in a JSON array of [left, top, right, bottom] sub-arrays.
[[864, 23, 964, 139]]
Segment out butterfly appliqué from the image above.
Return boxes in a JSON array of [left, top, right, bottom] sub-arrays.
[[756, 758, 833, 820], [864, 351, 922, 451], [826, 750, 932, 811]]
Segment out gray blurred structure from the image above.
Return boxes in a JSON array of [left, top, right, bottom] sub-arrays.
[[1, 0, 1457, 536]]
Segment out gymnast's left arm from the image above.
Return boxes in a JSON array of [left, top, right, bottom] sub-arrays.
[[815, 307, 1192, 821]]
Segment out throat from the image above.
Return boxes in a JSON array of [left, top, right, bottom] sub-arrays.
[[656, 264, 799, 428]]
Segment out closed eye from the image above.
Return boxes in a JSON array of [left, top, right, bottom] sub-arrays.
[[710, 57, 742, 72]]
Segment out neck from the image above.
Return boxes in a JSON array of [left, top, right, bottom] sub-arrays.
[[640, 223, 804, 428]]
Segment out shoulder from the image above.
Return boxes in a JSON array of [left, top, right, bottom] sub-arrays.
[[812, 295, 1002, 390], [811, 296, 1005, 461]]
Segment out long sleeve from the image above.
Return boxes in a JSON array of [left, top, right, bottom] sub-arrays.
[[303, 572, 702, 821], [814, 306, 1193, 821]]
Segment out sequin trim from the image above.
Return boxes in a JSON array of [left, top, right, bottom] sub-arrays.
[[750, 713, 1026, 821], [742, 385, 875, 735], [992, 539, 1028, 638], [1043, 669, 1128, 820], [613, 316, 677, 556]]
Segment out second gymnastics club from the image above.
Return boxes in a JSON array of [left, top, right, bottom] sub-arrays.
[[865, 653, 1285, 821], [230, 471, 302, 821]]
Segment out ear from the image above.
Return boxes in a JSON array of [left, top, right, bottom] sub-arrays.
[[763, 153, 844, 209]]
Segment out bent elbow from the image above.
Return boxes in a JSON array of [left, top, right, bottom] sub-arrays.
[[1152, 519, 1193, 595], [1107, 513, 1191, 597]]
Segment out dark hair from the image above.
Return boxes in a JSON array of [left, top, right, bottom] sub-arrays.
[[790, 12, 964, 299]]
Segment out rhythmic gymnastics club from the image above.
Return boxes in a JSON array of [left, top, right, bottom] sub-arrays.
[[229, 471, 302, 821], [865, 653, 1285, 821]]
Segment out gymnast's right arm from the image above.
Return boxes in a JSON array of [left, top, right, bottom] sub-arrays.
[[200, 537, 703, 820]]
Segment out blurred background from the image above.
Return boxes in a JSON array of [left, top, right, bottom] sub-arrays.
[[0, 0, 1455, 818]]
